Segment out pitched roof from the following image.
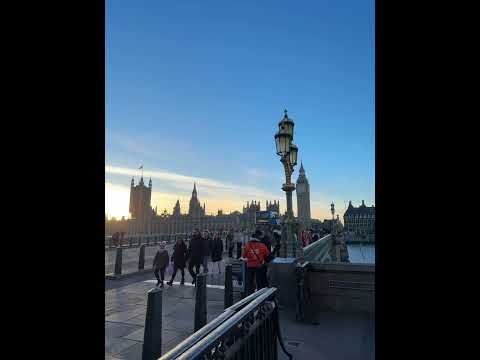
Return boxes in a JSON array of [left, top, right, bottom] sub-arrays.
[[344, 201, 375, 216]]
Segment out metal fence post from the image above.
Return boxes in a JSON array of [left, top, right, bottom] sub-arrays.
[[241, 262, 248, 299], [114, 247, 123, 275], [142, 287, 163, 360], [139, 244, 146, 270], [194, 273, 207, 332], [224, 264, 233, 309]]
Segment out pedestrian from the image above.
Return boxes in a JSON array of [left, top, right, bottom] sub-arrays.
[[226, 230, 234, 258], [312, 232, 320, 243], [272, 230, 281, 257], [211, 232, 224, 274], [152, 242, 169, 287], [188, 229, 203, 285], [241, 229, 270, 295], [260, 230, 272, 252], [234, 229, 243, 259], [202, 231, 212, 273], [167, 236, 188, 286]]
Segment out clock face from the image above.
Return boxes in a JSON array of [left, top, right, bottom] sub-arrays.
[[297, 184, 306, 193]]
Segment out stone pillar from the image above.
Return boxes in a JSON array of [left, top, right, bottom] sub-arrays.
[[142, 287, 163, 360], [194, 274, 207, 332]]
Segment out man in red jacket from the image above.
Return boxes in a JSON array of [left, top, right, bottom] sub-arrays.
[[241, 229, 270, 295]]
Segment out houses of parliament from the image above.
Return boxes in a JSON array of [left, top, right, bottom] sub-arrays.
[[105, 162, 317, 236], [105, 177, 283, 236]]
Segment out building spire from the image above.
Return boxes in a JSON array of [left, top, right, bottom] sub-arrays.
[[299, 162, 305, 174]]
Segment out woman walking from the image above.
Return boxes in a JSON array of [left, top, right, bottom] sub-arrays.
[[211, 232, 224, 274], [152, 242, 169, 287], [167, 236, 188, 286]]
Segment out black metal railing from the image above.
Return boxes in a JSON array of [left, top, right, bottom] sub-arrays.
[[160, 287, 292, 360]]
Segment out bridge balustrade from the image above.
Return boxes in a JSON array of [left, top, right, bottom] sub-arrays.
[[160, 287, 292, 360]]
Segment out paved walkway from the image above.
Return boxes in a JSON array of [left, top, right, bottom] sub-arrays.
[[105, 278, 239, 360], [106, 270, 374, 360]]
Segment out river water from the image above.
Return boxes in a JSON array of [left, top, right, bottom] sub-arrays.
[[347, 244, 375, 264]]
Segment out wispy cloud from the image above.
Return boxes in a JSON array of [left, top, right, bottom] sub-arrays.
[[106, 164, 345, 221], [105, 164, 281, 200]]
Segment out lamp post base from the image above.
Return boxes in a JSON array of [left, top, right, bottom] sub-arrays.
[[279, 216, 303, 258]]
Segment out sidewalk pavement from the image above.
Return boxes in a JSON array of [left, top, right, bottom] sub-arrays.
[[105, 273, 238, 360]]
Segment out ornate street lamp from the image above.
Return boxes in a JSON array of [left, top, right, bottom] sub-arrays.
[[274, 110, 303, 258], [330, 202, 335, 235]]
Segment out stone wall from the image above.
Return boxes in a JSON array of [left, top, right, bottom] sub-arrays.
[[307, 263, 375, 314]]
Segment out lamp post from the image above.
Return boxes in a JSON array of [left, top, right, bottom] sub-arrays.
[[274, 110, 302, 258], [330, 202, 336, 236]]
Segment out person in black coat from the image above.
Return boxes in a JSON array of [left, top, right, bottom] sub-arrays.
[[167, 237, 188, 286], [226, 230, 234, 258], [210, 232, 224, 274], [272, 230, 281, 257], [261, 231, 272, 253], [202, 231, 211, 273], [153, 243, 169, 287], [188, 230, 204, 285]]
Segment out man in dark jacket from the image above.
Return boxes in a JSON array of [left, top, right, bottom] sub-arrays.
[[188, 230, 203, 285], [167, 237, 188, 286], [260, 231, 272, 253], [211, 232, 224, 274], [202, 231, 211, 273], [226, 230, 234, 258]]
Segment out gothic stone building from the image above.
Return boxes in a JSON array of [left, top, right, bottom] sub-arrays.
[[343, 200, 375, 241], [105, 178, 280, 236]]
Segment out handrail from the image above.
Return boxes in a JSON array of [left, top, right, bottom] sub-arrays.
[[175, 288, 278, 359], [160, 288, 271, 360]]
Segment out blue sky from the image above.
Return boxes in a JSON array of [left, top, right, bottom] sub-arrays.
[[105, 0, 375, 220]]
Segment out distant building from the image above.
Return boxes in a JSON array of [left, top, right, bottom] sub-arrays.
[[105, 178, 280, 236], [296, 162, 311, 230], [343, 200, 375, 241]]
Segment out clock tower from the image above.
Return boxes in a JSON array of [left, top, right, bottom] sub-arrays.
[[296, 162, 311, 230]]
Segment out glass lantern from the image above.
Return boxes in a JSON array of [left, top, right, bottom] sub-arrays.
[[289, 143, 298, 166], [274, 131, 292, 157]]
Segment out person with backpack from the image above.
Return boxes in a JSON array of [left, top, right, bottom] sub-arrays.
[[241, 229, 270, 295], [167, 236, 188, 286], [152, 242, 169, 287]]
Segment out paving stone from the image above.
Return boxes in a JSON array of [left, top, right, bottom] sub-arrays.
[[105, 322, 142, 338], [122, 327, 144, 342], [106, 308, 145, 322], [123, 313, 146, 326], [105, 337, 139, 355], [116, 342, 143, 360]]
